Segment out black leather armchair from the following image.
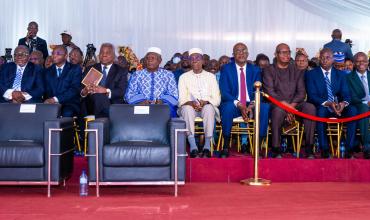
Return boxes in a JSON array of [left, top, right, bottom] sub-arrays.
[[86, 104, 187, 196], [0, 104, 74, 197]]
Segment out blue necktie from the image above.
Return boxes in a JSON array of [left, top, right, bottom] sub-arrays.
[[100, 65, 108, 86], [324, 72, 334, 102], [12, 67, 23, 91], [57, 68, 62, 77]]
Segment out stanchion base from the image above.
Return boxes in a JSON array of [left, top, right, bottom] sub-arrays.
[[240, 178, 271, 186]]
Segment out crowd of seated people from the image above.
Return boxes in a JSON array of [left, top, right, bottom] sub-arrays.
[[0, 22, 369, 159]]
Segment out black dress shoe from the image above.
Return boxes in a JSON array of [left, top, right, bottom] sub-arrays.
[[364, 151, 370, 159], [321, 150, 330, 159], [202, 149, 211, 158], [241, 144, 249, 154], [305, 145, 315, 159], [272, 147, 282, 158], [345, 151, 354, 159], [190, 149, 200, 158], [220, 148, 229, 158]]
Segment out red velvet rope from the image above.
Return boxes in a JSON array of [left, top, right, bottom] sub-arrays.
[[263, 93, 370, 123]]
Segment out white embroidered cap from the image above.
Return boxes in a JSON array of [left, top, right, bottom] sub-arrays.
[[147, 47, 162, 55], [189, 48, 203, 56]]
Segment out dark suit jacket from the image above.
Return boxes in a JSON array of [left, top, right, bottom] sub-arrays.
[[0, 62, 44, 103], [18, 37, 49, 59], [346, 71, 370, 105], [263, 64, 306, 104], [44, 62, 82, 115], [219, 62, 261, 103], [83, 63, 128, 104], [305, 67, 351, 107]]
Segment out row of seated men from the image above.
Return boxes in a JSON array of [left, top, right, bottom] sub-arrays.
[[0, 39, 369, 160]]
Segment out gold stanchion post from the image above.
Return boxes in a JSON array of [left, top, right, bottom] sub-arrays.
[[240, 81, 271, 186]]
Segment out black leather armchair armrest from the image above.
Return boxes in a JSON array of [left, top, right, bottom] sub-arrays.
[[169, 118, 187, 181], [87, 118, 109, 181]]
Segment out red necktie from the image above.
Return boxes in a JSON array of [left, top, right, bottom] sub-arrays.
[[239, 67, 247, 106]]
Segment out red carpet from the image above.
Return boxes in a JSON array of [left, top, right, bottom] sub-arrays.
[[1, 182, 370, 219]]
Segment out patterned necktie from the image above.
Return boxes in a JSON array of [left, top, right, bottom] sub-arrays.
[[57, 68, 62, 77], [324, 72, 334, 102], [361, 75, 370, 101], [239, 67, 247, 106], [100, 65, 108, 86], [12, 67, 23, 91]]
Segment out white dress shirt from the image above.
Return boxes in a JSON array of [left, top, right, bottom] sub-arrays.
[[3, 64, 32, 101]]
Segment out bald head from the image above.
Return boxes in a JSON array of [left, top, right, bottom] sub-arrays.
[[275, 43, 290, 54], [331, 29, 342, 40]]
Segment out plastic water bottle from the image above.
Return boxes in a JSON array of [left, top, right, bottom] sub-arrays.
[[79, 170, 88, 196], [340, 141, 346, 158], [314, 137, 319, 153], [281, 137, 287, 153]]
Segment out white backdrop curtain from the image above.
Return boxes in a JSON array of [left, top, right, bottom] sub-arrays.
[[1, 0, 369, 62]]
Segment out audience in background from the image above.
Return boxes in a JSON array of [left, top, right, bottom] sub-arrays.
[[44, 56, 53, 68], [60, 30, 78, 57], [18, 21, 48, 59], [295, 52, 309, 71], [173, 51, 191, 84], [324, 29, 353, 60], [255, 53, 270, 70], [29, 50, 44, 66], [69, 47, 84, 67], [218, 55, 230, 68], [206, 59, 221, 83], [344, 58, 354, 74]]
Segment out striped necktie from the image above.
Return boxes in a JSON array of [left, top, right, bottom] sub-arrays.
[[324, 72, 334, 102], [361, 75, 370, 101], [12, 67, 23, 91]]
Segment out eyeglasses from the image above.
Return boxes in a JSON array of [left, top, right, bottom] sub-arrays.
[[234, 49, 248, 54], [277, 50, 291, 55], [14, 52, 29, 57]]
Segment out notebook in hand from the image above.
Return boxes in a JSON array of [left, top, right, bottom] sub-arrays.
[[82, 67, 103, 86]]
